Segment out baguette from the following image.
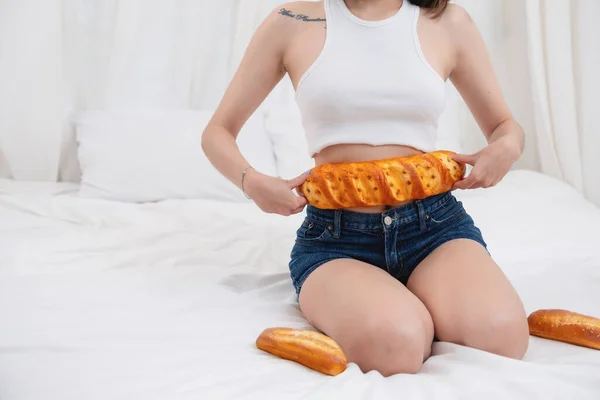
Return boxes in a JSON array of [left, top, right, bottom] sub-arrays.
[[256, 327, 348, 376], [527, 309, 600, 350], [299, 150, 466, 209]]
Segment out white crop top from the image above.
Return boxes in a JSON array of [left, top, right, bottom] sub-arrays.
[[295, 0, 447, 157]]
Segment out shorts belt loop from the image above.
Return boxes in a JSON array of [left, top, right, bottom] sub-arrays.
[[333, 210, 342, 239], [415, 200, 427, 231]]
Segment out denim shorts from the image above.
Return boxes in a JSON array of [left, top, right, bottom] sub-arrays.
[[288, 191, 487, 297]]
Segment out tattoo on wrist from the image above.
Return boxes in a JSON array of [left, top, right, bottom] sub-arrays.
[[278, 8, 326, 27]]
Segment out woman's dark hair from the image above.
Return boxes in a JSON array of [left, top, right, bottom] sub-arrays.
[[408, 0, 449, 17]]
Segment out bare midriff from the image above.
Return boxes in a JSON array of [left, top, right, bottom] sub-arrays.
[[313, 143, 424, 214]]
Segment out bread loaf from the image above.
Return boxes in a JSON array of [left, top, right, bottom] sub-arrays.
[[528, 309, 600, 350], [256, 327, 348, 376], [299, 151, 466, 209]]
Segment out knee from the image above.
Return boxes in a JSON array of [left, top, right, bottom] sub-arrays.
[[347, 319, 429, 377], [464, 310, 530, 359]]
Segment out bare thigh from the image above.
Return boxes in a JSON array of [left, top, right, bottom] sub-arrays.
[[299, 259, 435, 376], [407, 239, 529, 359]]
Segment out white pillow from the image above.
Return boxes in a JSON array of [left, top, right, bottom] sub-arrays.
[[75, 109, 277, 202]]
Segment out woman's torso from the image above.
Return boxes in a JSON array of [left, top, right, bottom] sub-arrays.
[[280, 0, 456, 212]]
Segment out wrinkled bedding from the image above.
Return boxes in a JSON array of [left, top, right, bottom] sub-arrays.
[[0, 170, 599, 400]]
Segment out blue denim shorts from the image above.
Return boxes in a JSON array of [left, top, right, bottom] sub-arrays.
[[288, 191, 487, 297]]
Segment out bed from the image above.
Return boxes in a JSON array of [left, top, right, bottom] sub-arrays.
[[1, 169, 599, 400]]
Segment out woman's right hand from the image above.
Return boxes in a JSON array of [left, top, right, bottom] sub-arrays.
[[244, 170, 310, 216]]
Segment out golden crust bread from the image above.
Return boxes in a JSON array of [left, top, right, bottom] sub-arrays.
[[299, 151, 466, 209], [528, 309, 600, 350], [255, 328, 348, 376]]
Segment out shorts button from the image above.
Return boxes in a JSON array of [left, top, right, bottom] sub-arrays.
[[327, 225, 333, 231], [384, 216, 393, 226]]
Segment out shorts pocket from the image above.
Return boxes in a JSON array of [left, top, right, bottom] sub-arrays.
[[427, 200, 467, 227], [296, 219, 332, 243]]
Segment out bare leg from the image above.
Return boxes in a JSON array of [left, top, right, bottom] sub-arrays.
[[299, 259, 435, 376], [407, 239, 529, 359]]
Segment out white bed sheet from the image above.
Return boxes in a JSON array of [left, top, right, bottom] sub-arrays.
[[0, 171, 599, 400]]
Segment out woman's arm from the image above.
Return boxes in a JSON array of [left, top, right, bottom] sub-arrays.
[[444, 5, 524, 189], [201, 8, 287, 190], [201, 8, 308, 215]]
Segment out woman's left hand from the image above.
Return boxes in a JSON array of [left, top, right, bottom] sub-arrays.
[[450, 139, 521, 190]]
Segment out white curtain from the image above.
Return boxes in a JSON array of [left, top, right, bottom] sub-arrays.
[[453, 0, 540, 170], [0, 0, 67, 181], [62, 0, 238, 110], [455, 0, 599, 206], [527, 0, 600, 206], [574, 1, 600, 206], [0, 0, 598, 205]]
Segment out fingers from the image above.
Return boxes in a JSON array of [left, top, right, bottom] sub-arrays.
[[453, 169, 501, 190], [291, 194, 308, 214], [263, 179, 309, 216], [450, 153, 478, 166], [290, 204, 307, 215], [295, 195, 307, 208], [453, 175, 478, 190], [281, 193, 307, 216], [280, 203, 307, 216], [453, 167, 482, 190], [294, 186, 305, 198], [286, 170, 311, 189]]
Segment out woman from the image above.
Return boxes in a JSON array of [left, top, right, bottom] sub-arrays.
[[202, 0, 529, 376]]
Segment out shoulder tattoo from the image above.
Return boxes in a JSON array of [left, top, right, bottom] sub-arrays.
[[278, 8, 326, 27]]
